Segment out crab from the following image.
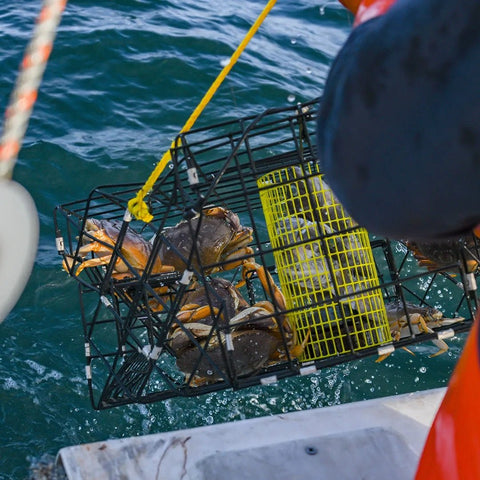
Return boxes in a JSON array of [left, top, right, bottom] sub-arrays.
[[376, 300, 464, 362], [63, 218, 175, 279], [167, 277, 305, 386], [285, 166, 355, 232], [158, 206, 255, 274], [405, 238, 479, 273], [275, 216, 373, 314], [64, 207, 254, 279]]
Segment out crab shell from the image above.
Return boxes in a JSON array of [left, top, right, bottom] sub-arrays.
[[168, 278, 288, 384], [176, 278, 250, 325], [385, 301, 443, 343], [169, 308, 284, 384], [175, 329, 281, 384], [405, 238, 478, 273], [385, 301, 443, 334], [382, 300, 464, 360], [71, 218, 168, 277], [158, 207, 254, 273]]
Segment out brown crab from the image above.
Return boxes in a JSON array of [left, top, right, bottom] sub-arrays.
[[65, 207, 254, 279], [158, 206, 254, 274], [168, 277, 304, 385], [405, 238, 478, 273], [63, 218, 175, 279], [376, 301, 464, 362]]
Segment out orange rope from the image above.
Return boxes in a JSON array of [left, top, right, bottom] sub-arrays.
[[0, 0, 67, 179]]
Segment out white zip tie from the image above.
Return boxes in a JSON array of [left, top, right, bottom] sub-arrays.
[[187, 167, 199, 185], [300, 365, 317, 376], [84, 342, 90, 357], [100, 295, 112, 307], [85, 365, 92, 380], [140, 345, 151, 357], [149, 345, 162, 360], [139, 344, 162, 359], [123, 208, 133, 223], [55, 235, 64, 253], [260, 375, 278, 385], [377, 344, 395, 357], [465, 273, 477, 292], [180, 269, 193, 285], [437, 329, 455, 341], [225, 333, 234, 351]]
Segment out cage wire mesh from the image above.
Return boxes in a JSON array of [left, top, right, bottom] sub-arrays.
[[54, 98, 479, 409], [258, 164, 391, 361]]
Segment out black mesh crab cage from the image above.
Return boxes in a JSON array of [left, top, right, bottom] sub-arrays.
[[54, 98, 479, 409]]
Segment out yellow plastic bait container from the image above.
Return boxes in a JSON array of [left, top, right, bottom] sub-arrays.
[[258, 164, 391, 361]]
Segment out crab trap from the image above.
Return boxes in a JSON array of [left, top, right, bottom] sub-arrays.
[[54, 99, 479, 409]]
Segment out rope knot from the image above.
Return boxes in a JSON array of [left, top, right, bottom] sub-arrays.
[[128, 190, 153, 223]]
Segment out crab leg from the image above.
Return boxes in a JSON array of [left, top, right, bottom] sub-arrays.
[[239, 261, 287, 311], [75, 255, 120, 276], [428, 339, 449, 357], [73, 254, 175, 277], [146, 285, 171, 312], [413, 315, 450, 358], [289, 327, 311, 359], [176, 304, 221, 323], [376, 345, 415, 363], [171, 322, 214, 338]]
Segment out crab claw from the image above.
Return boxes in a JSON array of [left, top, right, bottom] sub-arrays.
[[66, 218, 176, 278]]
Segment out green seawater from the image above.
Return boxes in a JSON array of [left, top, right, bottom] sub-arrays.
[[0, 2, 466, 478]]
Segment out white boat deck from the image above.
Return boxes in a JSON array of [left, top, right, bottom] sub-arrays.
[[57, 387, 445, 480]]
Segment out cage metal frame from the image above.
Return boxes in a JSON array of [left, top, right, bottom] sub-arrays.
[[54, 99, 478, 409]]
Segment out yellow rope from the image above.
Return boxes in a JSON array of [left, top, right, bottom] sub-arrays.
[[128, 0, 277, 222]]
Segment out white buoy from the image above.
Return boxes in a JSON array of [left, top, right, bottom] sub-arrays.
[[0, 179, 39, 323]]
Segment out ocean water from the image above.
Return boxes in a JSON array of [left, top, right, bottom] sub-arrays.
[[0, 1, 467, 478]]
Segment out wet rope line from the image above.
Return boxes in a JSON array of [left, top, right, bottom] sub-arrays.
[[0, 0, 67, 179], [128, 0, 278, 223]]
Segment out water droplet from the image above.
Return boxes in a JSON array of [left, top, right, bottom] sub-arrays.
[[419, 366, 427, 374], [306, 67, 312, 75], [287, 94, 296, 103], [290, 38, 297, 45], [220, 57, 230, 67]]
